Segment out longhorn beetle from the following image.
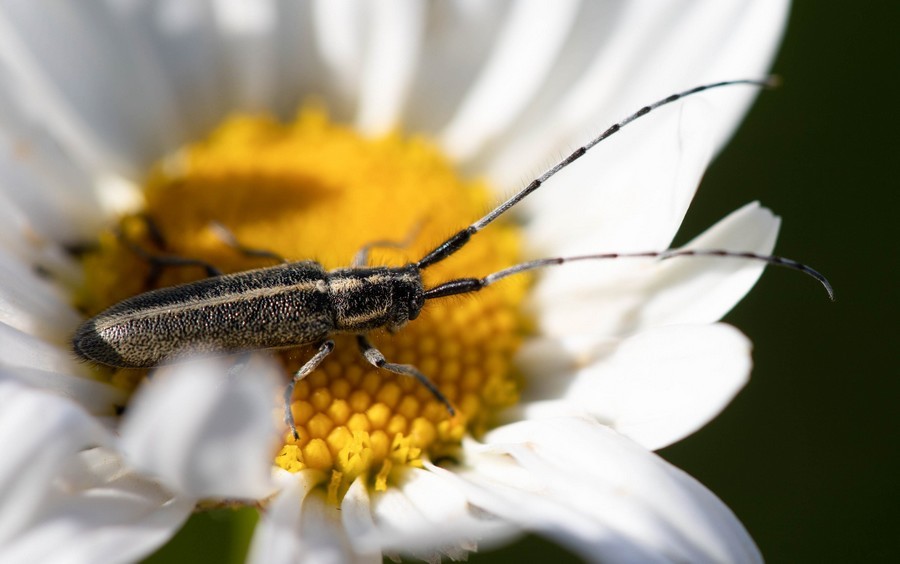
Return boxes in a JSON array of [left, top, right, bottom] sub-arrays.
[[72, 79, 834, 439]]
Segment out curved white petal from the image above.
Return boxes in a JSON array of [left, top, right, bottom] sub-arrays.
[[0, 380, 111, 545], [357, 467, 514, 559], [340, 478, 381, 559], [521, 324, 753, 450], [526, 97, 716, 257], [4, 446, 192, 564], [0, 382, 187, 564], [119, 355, 280, 499], [248, 470, 318, 564], [249, 470, 378, 564], [484, 0, 790, 192], [437, 417, 761, 563], [533, 202, 780, 339], [438, 0, 581, 163]]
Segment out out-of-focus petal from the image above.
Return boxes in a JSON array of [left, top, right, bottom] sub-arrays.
[[3, 447, 192, 564], [119, 355, 281, 499], [0, 381, 111, 545], [355, 0, 426, 135], [0, 2, 183, 174]]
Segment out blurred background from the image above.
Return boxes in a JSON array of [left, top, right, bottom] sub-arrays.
[[148, 3, 897, 562]]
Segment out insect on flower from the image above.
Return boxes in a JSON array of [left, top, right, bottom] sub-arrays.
[[72, 79, 833, 439]]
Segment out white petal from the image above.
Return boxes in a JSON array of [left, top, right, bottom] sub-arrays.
[[354, 0, 425, 135], [0, 2, 183, 173], [300, 490, 378, 564], [249, 470, 377, 564], [248, 470, 319, 564], [402, 1, 510, 134], [311, 0, 366, 120], [522, 324, 752, 450], [119, 355, 281, 499], [442, 417, 761, 563], [108, 0, 228, 139], [0, 248, 82, 342], [0, 113, 106, 242], [268, 1, 329, 117], [0, 364, 125, 416], [340, 477, 382, 559], [653, 202, 780, 323], [485, 0, 789, 192], [3, 446, 192, 564], [525, 97, 715, 256], [533, 202, 780, 339], [438, 0, 581, 163], [359, 467, 513, 558], [0, 380, 111, 545], [0, 322, 85, 374], [212, 0, 279, 112]]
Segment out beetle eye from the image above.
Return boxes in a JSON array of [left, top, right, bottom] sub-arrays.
[[408, 295, 423, 320]]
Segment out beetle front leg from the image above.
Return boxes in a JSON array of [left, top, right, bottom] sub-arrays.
[[284, 340, 335, 439], [356, 335, 455, 416]]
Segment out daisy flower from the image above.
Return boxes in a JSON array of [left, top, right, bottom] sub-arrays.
[[0, 1, 799, 562]]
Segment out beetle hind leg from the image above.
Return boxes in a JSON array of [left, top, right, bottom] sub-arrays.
[[118, 214, 223, 284]]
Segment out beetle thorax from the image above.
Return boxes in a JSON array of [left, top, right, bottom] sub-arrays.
[[328, 265, 424, 333]]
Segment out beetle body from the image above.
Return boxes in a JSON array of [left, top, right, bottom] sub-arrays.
[[70, 80, 831, 438], [73, 261, 424, 368]]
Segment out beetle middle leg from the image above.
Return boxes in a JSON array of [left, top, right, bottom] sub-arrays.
[[356, 335, 455, 416], [209, 221, 287, 264], [118, 215, 222, 285], [351, 218, 428, 266], [284, 340, 335, 439]]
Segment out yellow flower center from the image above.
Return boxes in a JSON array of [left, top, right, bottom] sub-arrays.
[[78, 109, 530, 503]]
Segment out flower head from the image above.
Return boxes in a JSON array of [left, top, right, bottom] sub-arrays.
[[0, 1, 792, 562]]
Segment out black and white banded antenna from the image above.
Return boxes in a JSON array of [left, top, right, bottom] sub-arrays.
[[416, 78, 780, 270], [413, 77, 833, 301]]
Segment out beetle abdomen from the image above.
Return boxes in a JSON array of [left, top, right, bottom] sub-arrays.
[[73, 262, 335, 368]]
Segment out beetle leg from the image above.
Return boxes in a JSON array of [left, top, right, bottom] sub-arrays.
[[351, 217, 428, 266], [118, 214, 223, 283], [208, 221, 287, 264], [284, 340, 335, 439], [356, 335, 455, 416]]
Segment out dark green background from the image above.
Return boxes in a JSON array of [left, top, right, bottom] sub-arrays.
[[662, 3, 897, 562], [148, 4, 897, 562]]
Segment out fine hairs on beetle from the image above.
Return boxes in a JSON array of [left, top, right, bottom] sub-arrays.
[[72, 79, 834, 439]]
